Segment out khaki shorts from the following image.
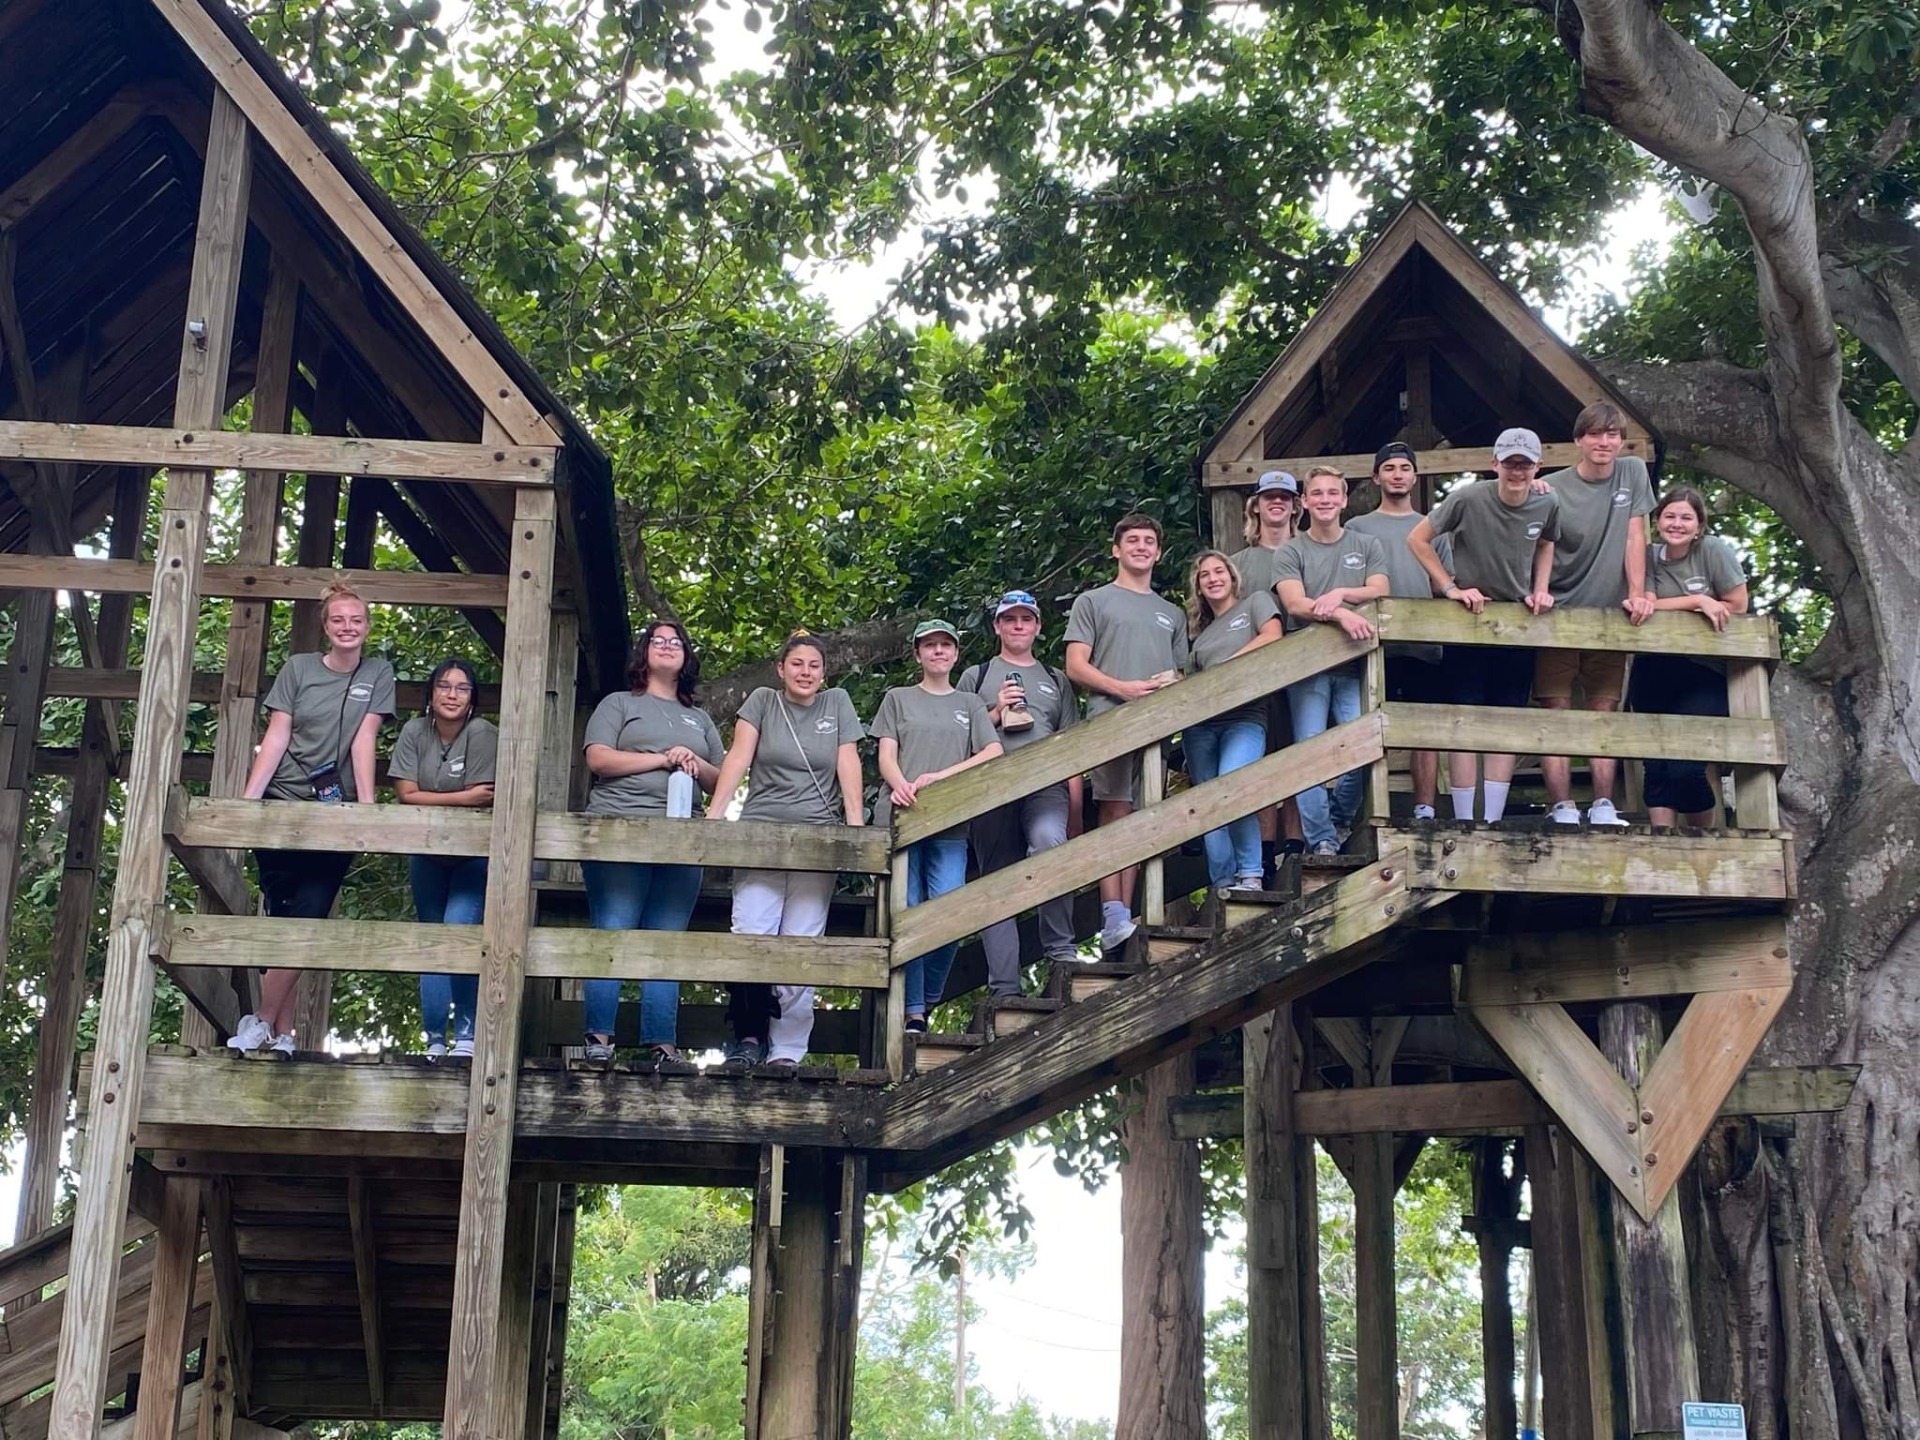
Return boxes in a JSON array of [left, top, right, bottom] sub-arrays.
[[1090, 751, 1142, 806], [1533, 649, 1627, 706]]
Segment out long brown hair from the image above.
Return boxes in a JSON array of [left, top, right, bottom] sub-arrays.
[[1185, 550, 1245, 634]]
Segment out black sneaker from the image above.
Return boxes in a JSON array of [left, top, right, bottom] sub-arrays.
[[905, 1015, 929, 1033], [723, 1038, 767, 1066]]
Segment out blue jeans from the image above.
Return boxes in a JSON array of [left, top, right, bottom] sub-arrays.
[[902, 835, 970, 1016], [581, 860, 704, 1045], [1183, 718, 1267, 885], [1286, 664, 1366, 849], [411, 854, 486, 1046]]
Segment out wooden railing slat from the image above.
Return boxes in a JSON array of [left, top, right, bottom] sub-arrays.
[[1377, 600, 1778, 660], [1383, 703, 1786, 765]]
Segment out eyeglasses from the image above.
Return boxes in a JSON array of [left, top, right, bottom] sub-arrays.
[[999, 591, 1036, 607], [648, 635, 686, 650], [433, 681, 475, 696]]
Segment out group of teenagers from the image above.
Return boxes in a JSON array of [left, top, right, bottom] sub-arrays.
[[221, 399, 1748, 1066]]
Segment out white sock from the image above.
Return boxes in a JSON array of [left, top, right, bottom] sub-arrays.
[[1412, 804, 1436, 820], [1483, 781, 1512, 823], [1102, 899, 1131, 931], [1450, 787, 1476, 821]]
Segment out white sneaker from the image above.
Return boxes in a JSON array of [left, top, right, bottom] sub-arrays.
[[1231, 875, 1263, 891], [269, 1033, 296, 1055], [1100, 915, 1138, 951], [1311, 840, 1340, 857], [425, 1040, 448, 1059], [1587, 798, 1629, 828], [1550, 801, 1582, 825], [451, 1038, 474, 1058], [1412, 805, 1436, 821], [226, 1014, 272, 1052]]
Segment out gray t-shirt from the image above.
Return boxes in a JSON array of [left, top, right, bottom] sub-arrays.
[[389, 715, 498, 795], [737, 686, 865, 825], [1648, 536, 1745, 601], [261, 652, 396, 802], [1227, 543, 1286, 600], [957, 658, 1080, 754], [1272, 530, 1390, 632], [1543, 456, 1656, 609], [1064, 583, 1190, 717], [1187, 590, 1282, 727], [1346, 509, 1450, 664], [1428, 481, 1562, 602], [869, 684, 997, 827], [581, 691, 724, 817]]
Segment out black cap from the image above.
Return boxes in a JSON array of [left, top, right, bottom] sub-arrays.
[[1373, 441, 1418, 473]]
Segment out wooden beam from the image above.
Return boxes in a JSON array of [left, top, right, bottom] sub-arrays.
[[199, 1181, 251, 1417], [1384, 701, 1785, 767], [1524, 1125, 1597, 1440], [879, 854, 1444, 1181], [1406, 828, 1792, 901], [1459, 917, 1792, 1006], [1376, 598, 1777, 660], [162, 791, 251, 916], [1724, 660, 1780, 829], [1201, 440, 1651, 485], [346, 1180, 386, 1416], [0, 421, 555, 485], [369, 479, 509, 653], [489, 1184, 539, 1440], [896, 620, 1373, 845], [444, 486, 555, 1440], [0, 87, 167, 226], [1243, 1008, 1309, 1440], [1352, 1131, 1399, 1440], [132, 1183, 204, 1440], [0, 555, 510, 608], [892, 715, 1386, 963], [49, 87, 252, 1440]]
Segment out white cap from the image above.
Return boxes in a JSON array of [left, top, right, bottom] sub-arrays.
[[1493, 428, 1542, 462]]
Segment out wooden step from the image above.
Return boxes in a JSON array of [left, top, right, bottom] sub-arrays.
[[1058, 961, 1144, 1005], [1145, 925, 1212, 964], [907, 1031, 987, 1075], [1302, 852, 1373, 894], [972, 995, 1063, 1039]]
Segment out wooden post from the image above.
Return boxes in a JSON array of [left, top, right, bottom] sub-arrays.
[[1473, 1140, 1519, 1440], [287, 369, 345, 659], [48, 87, 251, 1440], [489, 1182, 540, 1440], [442, 484, 555, 1440], [1597, 1003, 1699, 1439], [1141, 740, 1166, 925], [17, 467, 145, 1242], [193, 1298, 241, 1440], [0, 582, 55, 982], [1350, 1019, 1402, 1440], [1524, 1125, 1596, 1440], [1244, 1007, 1308, 1440], [132, 1181, 204, 1440], [755, 1149, 866, 1440], [743, 1144, 783, 1440], [522, 1184, 563, 1440], [1724, 662, 1779, 830], [1362, 644, 1390, 826], [884, 850, 907, 1078]]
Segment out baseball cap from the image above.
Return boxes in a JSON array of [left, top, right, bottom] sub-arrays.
[[1373, 441, 1417, 471], [1253, 470, 1299, 496], [912, 619, 960, 645], [1493, 428, 1542, 462], [993, 590, 1040, 618]]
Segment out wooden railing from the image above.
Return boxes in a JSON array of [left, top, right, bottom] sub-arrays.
[[156, 600, 1785, 1074]]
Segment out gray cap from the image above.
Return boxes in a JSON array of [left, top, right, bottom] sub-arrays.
[[1493, 428, 1542, 463], [1253, 470, 1299, 496]]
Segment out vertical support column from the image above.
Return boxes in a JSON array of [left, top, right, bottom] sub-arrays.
[[883, 850, 907, 1078], [287, 369, 346, 658], [1597, 1005, 1698, 1439], [1244, 1007, 1308, 1440], [1140, 741, 1166, 925], [1362, 642, 1390, 827], [522, 1184, 563, 1440], [1524, 1125, 1597, 1440], [18, 467, 145, 1242], [743, 1144, 782, 1440], [49, 86, 252, 1440], [489, 1182, 539, 1440], [133, 1180, 204, 1440], [443, 484, 555, 1440], [1295, 1008, 1329, 1440], [755, 1149, 867, 1440], [194, 1299, 241, 1440], [1725, 662, 1779, 830], [1350, 1018, 1402, 1440], [1474, 1140, 1519, 1440], [0, 583, 56, 979]]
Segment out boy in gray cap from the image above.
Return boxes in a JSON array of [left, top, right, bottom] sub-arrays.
[[1228, 469, 1307, 870]]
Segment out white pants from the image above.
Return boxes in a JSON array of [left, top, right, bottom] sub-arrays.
[[731, 869, 836, 1063]]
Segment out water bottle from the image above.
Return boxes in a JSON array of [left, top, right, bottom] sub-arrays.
[[667, 768, 696, 819]]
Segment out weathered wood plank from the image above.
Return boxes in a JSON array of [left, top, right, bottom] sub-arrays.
[[156, 914, 487, 975], [0, 555, 510, 608], [199, 1180, 251, 1416], [1384, 701, 1785, 766], [1352, 1131, 1399, 1440], [1524, 1124, 1597, 1440], [345, 1180, 386, 1416], [896, 621, 1373, 845], [1724, 659, 1781, 830], [1243, 1009, 1307, 1440], [1405, 828, 1791, 900], [1374, 598, 1777, 660], [48, 87, 251, 1440], [1201, 441, 1649, 485], [879, 854, 1442, 1181], [526, 930, 891, 988], [132, 1182, 204, 1440], [892, 716, 1386, 963], [489, 1184, 538, 1440], [1458, 917, 1791, 1006], [0, 421, 555, 486]]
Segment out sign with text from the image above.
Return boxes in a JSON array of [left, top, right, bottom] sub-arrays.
[[1683, 1403, 1747, 1440]]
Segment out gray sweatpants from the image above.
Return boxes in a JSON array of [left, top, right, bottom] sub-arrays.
[[971, 783, 1076, 995]]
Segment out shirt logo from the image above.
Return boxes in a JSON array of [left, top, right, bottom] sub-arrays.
[[348, 684, 374, 701], [1612, 490, 1630, 507], [681, 713, 701, 727], [1685, 577, 1708, 593], [814, 717, 838, 734], [449, 758, 466, 774], [1037, 682, 1057, 696], [1229, 614, 1251, 630], [1154, 613, 1174, 631], [1341, 552, 1366, 569], [953, 710, 972, 726], [1526, 522, 1544, 539]]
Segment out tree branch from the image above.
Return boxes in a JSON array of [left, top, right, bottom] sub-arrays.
[[700, 613, 926, 725]]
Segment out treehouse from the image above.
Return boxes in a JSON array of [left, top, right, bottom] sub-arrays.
[[0, 7, 1825, 1440]]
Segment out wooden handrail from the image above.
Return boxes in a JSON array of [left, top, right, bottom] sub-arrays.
[[1378, 599, 1778, 660], [1382, 703, 1787, 765], [894, 620, 1375, 846], [890, 714, 1387, 965]]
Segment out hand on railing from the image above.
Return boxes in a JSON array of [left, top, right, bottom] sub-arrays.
[[1333, 608, 1377, 641], [1623, 593, 1657, 626], [1524, 590, 1554, 616]]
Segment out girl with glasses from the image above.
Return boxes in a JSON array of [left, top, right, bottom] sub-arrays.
[[578, 619, 724, 1062], [390, 656, 497, 1057]]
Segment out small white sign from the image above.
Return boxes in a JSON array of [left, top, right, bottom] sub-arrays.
[[1683, 1402, 1747, 1440]]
